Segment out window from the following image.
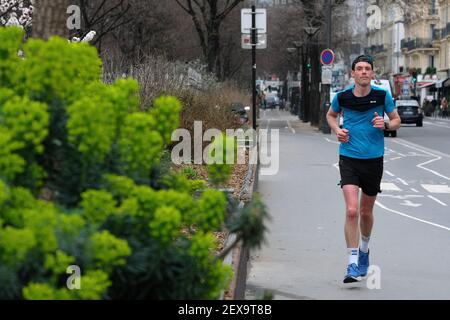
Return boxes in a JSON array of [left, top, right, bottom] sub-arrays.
[[429, 0, 438, 15]]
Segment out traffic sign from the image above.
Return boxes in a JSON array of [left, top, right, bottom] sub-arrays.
[[241, 34, 267, 49], [320, 49, 334, 65], [321, 66, 332, 84], [241, 8, 267, 34]]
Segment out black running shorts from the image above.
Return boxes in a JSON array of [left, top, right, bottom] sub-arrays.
[[338, 155, 384, 196]]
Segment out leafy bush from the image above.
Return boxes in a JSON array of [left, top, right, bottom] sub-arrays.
[[206, 133, 237, 187], [0, 27, 269, 300]]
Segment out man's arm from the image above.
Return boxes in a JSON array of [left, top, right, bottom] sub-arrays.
[[383, 91, 400, 130], [326, 108, 341, 134], [386, 110, 401, 130], [327, 108, 349, 142]]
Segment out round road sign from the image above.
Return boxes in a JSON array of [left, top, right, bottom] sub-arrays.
[[321, 49, 334, 65]]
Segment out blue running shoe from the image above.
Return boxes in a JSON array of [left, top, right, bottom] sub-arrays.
[[358, 249, 370, 277], [343, 263, 361, 283]]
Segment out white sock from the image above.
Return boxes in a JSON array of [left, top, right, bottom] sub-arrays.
[[348, 248, 358, 265], [360, 235, 370, 253]]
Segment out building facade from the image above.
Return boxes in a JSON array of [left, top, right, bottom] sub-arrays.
[[366, 1, 406, 78], [401, 0, 440, 76]]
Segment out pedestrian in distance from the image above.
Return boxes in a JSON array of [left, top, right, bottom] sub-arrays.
[[326, 55, 401, 283], [441, 97, 448, 118]]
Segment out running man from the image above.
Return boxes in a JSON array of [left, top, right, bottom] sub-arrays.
[[326, 55, 401, 283]]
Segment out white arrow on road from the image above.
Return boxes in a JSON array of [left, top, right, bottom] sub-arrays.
[[400, 200, 422, 207], [378, 194, 424, 200]]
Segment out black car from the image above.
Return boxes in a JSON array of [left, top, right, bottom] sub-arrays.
[[396, 99, 423, 127]]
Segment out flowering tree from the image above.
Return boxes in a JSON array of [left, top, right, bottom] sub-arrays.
[[0, 0, 33, 30]]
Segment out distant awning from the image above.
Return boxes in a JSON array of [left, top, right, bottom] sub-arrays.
[[417, 81, 435, 89], [442, 78, 450, 88], [433, 78, 450, 89]]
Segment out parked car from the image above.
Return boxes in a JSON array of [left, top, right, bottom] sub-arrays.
[[265, 95, 280, 109], [396, 99, 423, 127], [231, 102, 249, 124]]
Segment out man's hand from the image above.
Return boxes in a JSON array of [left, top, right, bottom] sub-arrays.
[[372, 112, 384, 129], [337, 128, 349, 142]]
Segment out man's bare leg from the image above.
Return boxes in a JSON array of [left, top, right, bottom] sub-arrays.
[[342, 185, 362, 282], [342, 185, 360, 248], [359, 192, 377, 250], [357, 192, 377, 276]]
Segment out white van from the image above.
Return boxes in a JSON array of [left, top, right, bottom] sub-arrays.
[[371, 79, 397, 137]]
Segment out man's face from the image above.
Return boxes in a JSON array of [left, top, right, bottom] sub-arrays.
[[351, 61, 374, 87]]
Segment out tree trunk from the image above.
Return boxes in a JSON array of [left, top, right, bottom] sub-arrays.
[[32, 0, 70, 39], [174, 0, 244, 80], [206, 24, 221, 78]]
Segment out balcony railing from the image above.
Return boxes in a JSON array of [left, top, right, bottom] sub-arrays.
[[428, 8, 438, 16], [401, 38, 433, 51], [442, 23, 450, 38], [432, 28, 442, 41]]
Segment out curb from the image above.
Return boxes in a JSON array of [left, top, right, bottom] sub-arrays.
[[222, 150, 259, 300]]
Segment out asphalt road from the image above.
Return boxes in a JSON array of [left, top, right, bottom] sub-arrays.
[[245, 109, 450, 300]]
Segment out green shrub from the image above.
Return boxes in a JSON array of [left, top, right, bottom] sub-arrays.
[[0, 26, 269, 300], [206, 133, 237, 187]]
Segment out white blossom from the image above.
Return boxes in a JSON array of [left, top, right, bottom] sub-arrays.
[[81, 30, 96, 43], [0, 0, 33, 28], [70, 31, 96, 43]]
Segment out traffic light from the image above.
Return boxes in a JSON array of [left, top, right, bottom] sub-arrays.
[[307, 63, 312, 70], [412, 71, 417, 83]]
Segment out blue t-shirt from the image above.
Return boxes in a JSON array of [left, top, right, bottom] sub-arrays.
[[331, 85, 395, 159]]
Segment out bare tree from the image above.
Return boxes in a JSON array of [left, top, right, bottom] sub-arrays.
[[73, 0, 132, 47], [174, 0, 244, 79], [218, 2, 249, 81], [32, 0, 70, 39], [109, 0, 181, 63]]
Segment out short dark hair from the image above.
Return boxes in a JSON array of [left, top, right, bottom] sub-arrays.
[[352, 55, 374, 70]]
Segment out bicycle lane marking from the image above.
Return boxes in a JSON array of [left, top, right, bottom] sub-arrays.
[[325, 138, 450, 232], [391, 139, 450, 181]]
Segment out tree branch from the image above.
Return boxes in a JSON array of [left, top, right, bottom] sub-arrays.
[[92, 7, 132, 45], [90, 0, 127, 27], [228, 57, 247, 78], [175, 0, 207, 56], [216, 0, 243, 22], [89, 0, 108, 25], [174, 0, 191, 14]]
